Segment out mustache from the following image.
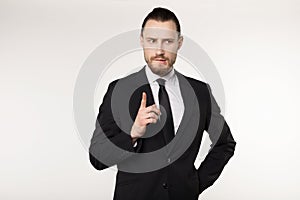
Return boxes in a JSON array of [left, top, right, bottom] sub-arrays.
[[151, 56, 168, 61]]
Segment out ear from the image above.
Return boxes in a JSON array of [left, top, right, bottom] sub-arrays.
[[177, 35, 183, 50], [140, 35, 144, 47]]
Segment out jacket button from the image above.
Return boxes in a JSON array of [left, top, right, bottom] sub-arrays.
[[162, 183, 168, 189]]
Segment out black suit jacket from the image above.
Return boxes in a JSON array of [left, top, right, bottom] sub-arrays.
[[89, 67, 236, 200]]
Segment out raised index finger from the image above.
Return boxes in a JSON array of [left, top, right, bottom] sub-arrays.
[[139, 92, 147, 109]]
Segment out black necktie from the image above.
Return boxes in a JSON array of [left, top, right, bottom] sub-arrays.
[[157, 78, 175, 144]]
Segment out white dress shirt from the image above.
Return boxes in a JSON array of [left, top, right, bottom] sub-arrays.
[[145, 65, 185, 134]]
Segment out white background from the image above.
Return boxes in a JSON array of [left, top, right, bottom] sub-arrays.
[[1, 0, 300, 199]]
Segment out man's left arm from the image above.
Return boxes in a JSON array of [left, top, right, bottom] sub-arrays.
[[197, 85, 236, 194]]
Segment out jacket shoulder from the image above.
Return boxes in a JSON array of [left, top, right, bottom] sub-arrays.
[[184, 76, 210, 93], [108, 67, 145, 87]]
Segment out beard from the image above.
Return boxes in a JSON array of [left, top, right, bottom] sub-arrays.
[[147, 56, 172, 76], [146, 56, 174, 76]]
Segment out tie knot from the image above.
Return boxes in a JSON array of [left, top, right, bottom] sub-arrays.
[[156, 78, 166, 86]]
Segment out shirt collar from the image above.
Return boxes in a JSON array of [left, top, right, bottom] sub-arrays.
[[145, 65, 176, 84]]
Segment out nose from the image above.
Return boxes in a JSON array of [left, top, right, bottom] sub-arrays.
[[155, 42, 165, 55]]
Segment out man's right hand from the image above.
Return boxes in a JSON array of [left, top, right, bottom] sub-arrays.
[[130, 92, 161, 144]]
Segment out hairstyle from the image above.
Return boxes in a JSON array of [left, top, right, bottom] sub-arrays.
[[141, 7, 181, 35]]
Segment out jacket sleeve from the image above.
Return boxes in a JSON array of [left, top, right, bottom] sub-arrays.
[[89, 80, 135, 170], [197, 84, 236, 194]]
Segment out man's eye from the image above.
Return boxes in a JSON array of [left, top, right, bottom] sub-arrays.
[[165, 40, 174, 44], [148, 39, 156, 43]]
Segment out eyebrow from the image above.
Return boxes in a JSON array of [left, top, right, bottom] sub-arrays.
[[144, 37, 175, 40], [145, 37, 157, 40]]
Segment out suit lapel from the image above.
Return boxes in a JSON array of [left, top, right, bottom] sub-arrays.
[[164, 70, 199, 155], [174, 70, 196, 135]]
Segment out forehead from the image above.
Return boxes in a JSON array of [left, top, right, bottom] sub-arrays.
[[144, 19, 177, 30], [143, 20, 178, 39]]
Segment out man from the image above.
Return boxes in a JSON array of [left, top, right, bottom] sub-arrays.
[[89, 7, 236, 200]]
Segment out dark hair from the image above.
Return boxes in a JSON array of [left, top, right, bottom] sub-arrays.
[[141, 7, 181, 35]]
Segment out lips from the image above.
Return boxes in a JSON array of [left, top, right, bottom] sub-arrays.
[[153, 57, 167, 63]]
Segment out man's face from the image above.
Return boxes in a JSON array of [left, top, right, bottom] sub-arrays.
[[140, 20, 183, 76]]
